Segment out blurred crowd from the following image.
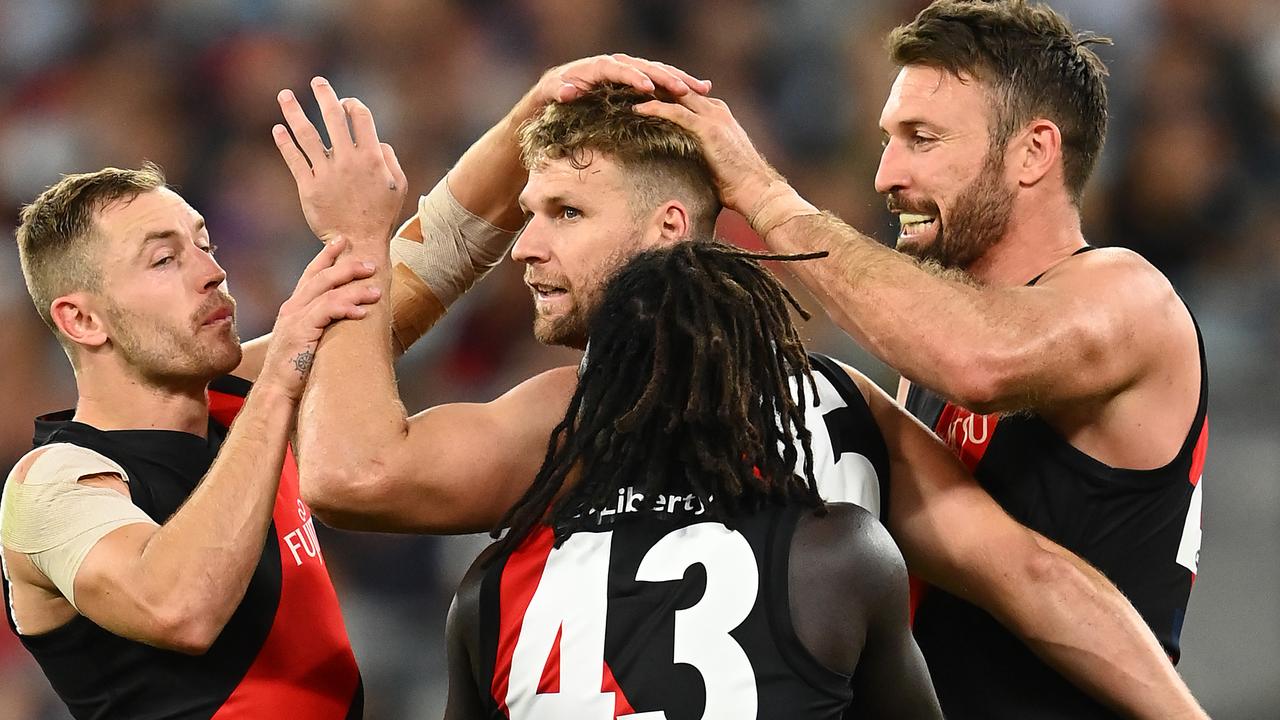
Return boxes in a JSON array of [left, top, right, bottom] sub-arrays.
[[1, 1, 1277, 718]]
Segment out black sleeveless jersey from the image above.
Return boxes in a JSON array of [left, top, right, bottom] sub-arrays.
[[1, 376, 363, 720], [477, 507, 853, 720], [472, 353, 891, 720], [904, 315, 1207, 719]]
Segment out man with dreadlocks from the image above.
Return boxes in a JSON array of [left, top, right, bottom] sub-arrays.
[[445, 241, 943, 719], [285, 59, 1202, 718]]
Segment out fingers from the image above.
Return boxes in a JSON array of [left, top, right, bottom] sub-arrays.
[[611, 53, 711, 97], [632, 98, 704, 130], [380, 142, 407, 192], [294, 253, 379, 309], [294, 237, 348, 291], [277, 88, 328, 166], [305, 282, 383, 328], [311, 76, 353, 150], [272, 123, 312, 183], [553, 54, 712, 104], [342, 96, 380, 149]]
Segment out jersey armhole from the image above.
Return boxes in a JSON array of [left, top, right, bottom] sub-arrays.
[[762, 506, 855, 698], [807, 353, 893, 522]]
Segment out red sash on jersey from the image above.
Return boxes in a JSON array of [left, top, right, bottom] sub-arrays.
[[909, 402, 1000, 621], [208, 387, 360, 718]]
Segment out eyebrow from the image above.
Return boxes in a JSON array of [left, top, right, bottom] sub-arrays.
[[517, 194, 570, 213], [137, 218, 208, 252]]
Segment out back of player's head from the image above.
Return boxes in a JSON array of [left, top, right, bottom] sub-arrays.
[[16, 163, 167, 360], [497, 240, 826, 551], [888, 0, 1111, 203], [518, 83, 721, 237]]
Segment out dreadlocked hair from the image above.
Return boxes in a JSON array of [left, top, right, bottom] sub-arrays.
[[495, 241, 830, 554]]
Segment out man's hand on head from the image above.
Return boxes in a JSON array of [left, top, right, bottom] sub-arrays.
[[633, 93, 818, 236], [273, 76, 408, 248], [527, 53, 712, 114]]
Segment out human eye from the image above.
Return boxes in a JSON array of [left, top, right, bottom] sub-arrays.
[[561, 206, 582, 220], [151, 255, 174, 268], [199, 244, 218, 255], [911, 132, 937, 149]]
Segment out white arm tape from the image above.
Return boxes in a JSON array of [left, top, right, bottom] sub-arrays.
[[391, 175, 518, 308], [1, 443, 157, 609]]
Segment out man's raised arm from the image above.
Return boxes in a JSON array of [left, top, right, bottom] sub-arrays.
[[278, 59, 710, 534]]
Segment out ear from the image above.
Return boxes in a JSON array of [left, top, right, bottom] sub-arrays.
[[1012, 119, 1062, 188], [647, 200, 691, 246], [50, 293, 110, 351]]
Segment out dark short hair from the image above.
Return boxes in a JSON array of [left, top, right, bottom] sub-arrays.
[[888, 0, 1111, 203], [16, 163, 167, 355]]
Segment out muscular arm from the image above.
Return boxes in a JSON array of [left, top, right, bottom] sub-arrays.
[[2, 242, 379, 654], [282, 60, 709, 533], [634, 95, 1188, 415], [67, 382, 298, 653], [790, 503, 941, 719], [851, 369, 1206, 720]]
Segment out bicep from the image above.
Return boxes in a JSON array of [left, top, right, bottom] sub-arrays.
[[985, 251, 1178, 409], [862, 373, 1037, 604], [320, 366, 577, 534]]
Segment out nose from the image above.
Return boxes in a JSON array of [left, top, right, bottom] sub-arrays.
[[874, 138, 909, 196], [510, 216, 548, 265], [197, 247, 227, 292]]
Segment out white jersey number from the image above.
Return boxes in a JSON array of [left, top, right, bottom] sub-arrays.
[[506, 523, 760, 720]]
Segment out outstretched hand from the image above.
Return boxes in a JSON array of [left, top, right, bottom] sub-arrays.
[[273, 76, 408, 247]]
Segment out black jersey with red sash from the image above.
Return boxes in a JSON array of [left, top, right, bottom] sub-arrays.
[[476, 505, 853, 720], [1, 375, 363, 719], [470, 353, 890, 720], [903, 257, 1208, 719]]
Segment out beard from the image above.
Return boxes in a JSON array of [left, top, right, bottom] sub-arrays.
[[893, 148, 1015, 270], [533, 299, 591, 349], [106, 292, 242, 388], [530, 241, 639, 350]]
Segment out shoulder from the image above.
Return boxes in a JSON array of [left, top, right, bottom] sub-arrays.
[[6, 443, 127, 488], [1039, 247, 1182, 311], [794, 503, 906, 605]]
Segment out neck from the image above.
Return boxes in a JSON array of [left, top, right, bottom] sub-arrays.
[[72, 362, 211, 437], [964, 193, 1086, 287]]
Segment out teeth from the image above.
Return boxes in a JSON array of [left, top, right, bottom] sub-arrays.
[[900, 213, 936, 225]]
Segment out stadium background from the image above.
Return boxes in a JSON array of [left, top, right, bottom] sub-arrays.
[[0, 0, 1276, 717]]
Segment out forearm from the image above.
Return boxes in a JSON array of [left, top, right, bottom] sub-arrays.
[[762, 206, 993, 396], [137, 382, 297, 634], [297, 237, 406, 511], [989, 540, 1205, 719], [758, 194, 1075, 410], [446, 88, 542, 231]]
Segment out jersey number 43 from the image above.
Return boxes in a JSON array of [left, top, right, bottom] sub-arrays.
[[505, 523, 760, 720]]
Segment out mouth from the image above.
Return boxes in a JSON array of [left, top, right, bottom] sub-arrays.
[[202, 306, 234, 327], [527, 280, 568, 302], [897, 212, 938, 239]]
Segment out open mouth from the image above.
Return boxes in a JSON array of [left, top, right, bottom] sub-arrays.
[[528, 281, 568, 301], [203, 307, 234, 326], [898, 212, 938, 238]]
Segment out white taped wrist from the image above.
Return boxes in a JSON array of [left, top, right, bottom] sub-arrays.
[[391, 176, 518, 308]]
